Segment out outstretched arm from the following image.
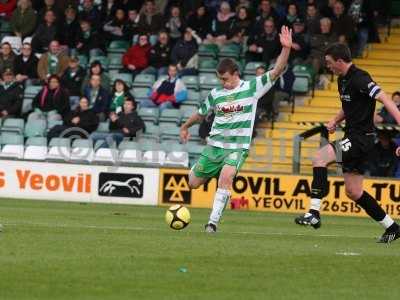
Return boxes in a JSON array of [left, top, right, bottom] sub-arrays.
[[269, 26, 292, 81]]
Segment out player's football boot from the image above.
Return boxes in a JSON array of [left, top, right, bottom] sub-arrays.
[[294, 212, 321, 229], [377, 225, 400, 244], [204, 223, 217, 233]]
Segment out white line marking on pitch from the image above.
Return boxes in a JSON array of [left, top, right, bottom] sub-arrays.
[[2, 221, 375, 240]]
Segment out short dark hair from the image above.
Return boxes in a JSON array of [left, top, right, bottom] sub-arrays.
[[393, 91, 400, 98], [325, 43, 352, 63], [217, 58, 239, 75]]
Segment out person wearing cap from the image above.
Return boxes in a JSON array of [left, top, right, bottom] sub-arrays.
[[61, 56, 86, 110], [290, 17, 309, 64], [37, 40, 70, 82], [0, 69, 24, 119], [14, 42, 39, 83], [10, 0, 37, 39], [0, 42, 15, 75]]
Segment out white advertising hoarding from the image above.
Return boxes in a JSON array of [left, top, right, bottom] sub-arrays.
[[0, 160, 159, 205]]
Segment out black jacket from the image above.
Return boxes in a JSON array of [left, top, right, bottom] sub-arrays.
[[149, 42, 171, 69], [14, 54, 39, 79], [32, 86, 70, 115], [61, 67, 86, 97], [58, 18, 80, 48], [171, 39, 198, 67], [0, 82, 24, 115], [76, 30, 105, 56], [64, 108, 99, 133], [110, 111, 145, 137], [31, 23, 59, 53]]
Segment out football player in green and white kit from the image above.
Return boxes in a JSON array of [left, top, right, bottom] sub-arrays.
[[180, 26, 292, 232]]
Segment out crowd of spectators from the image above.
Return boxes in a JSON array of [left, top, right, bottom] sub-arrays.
[[0, 0, 397, 176]]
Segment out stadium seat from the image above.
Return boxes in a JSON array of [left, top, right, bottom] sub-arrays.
[[77, 55, 88, 68], [198, 44, 219, 59], [118, 140, 140, 150], [244, 61, 265, 75], [0, 21, 12, 34], [218, 43, 241, 60], [164, 151, 189, 167], [181, 106, 197, 122], [198, 59, 218, 74], [47, 119, 63, 131], [133, 74, 155, 88], [0, 134, 24, 159], [96, 121, 110, 132], [185, 90, 201, 106], [25, 137, 47, 146], [110, 73, 133, 87], [24, 85, 42, 99], [108, 55, 123, 70], [138, 139, 161, 152], [24, 119, 47, 137], [46, 138, 71, 161], [160, 141, 185, 152], [1, 118, 25, 134], [142, 150, 166, 165], [24, 145, 47, 160], [188, 124, 201, 142], [141, 123, 160, 141], [158, 109, 181, 125], [292, 64, 315, 94], [21, 98, 33, 115], [70, 139, 94, 163], [199, 73, 220, 90], [138, 107, 159, 124], [181, 75, 199, 90], [131, 87, 150, 103], [107, 40, 130, 54], [93, 148, 118, 164], [118, 140, 142, 164], [89, 56, 109, 69], [160, 124, 180, 141]]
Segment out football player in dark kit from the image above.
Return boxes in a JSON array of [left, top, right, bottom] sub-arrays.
[[295, 43, 400, 243]]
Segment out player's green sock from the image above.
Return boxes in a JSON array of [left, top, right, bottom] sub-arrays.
[[209, 188, 231, 226]]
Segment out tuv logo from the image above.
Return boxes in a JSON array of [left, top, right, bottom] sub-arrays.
[[98, 173, 144, 198]]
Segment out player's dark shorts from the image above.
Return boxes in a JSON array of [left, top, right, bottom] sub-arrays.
[[329, 132, 375, 174]]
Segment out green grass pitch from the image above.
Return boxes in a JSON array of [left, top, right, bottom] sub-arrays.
[[0, 198, 399, 300]]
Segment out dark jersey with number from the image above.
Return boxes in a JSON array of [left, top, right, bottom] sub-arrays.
[[338, 64, 381, 134]]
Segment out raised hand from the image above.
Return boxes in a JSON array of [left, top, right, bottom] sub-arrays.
[[279, 26, 292, 49]]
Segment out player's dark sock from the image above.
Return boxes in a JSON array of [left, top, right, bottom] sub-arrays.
[[309, 209, 320, 218], [388, 222, 400, 232], [309, 167, 328, 212], [356, 191, 386, 222]]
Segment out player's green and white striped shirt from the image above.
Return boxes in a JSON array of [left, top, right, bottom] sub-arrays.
[[198, 71, 275, 149]]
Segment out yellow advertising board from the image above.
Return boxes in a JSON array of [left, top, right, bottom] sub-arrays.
[[159, 168, 400, 217]]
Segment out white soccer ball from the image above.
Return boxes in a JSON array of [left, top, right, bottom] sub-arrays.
[[165, 205, 191, 230]]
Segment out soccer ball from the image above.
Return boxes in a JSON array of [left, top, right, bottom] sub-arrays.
[[165, 205, 191, 230]]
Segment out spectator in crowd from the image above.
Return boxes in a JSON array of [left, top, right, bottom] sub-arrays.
[[0, 68, 23, 119], [109, 79, 133, 113], [91, 97, 145, 145], [204, 1, 235, 47], [270, 64, 295, 121], [61, 56, 86, 109], [138, 0, 164, 44], [290, 17, 309, 64], [253, 0, 281, 35], [31, 9, 59, 53], [58, 6, 80, 50], [81, 61, 111, 93], [76, 19, 105, 57], [186, 4, 212, 40], [83, 74, 111, 121], [122, 33, 151, 79], [164, 5, 186, 46], [142, 30, 171, 78], [283, 2, 300, 29], [0, 0, 16, 19], [307, 17, 337, 79], [14, 42, 39, 83], [305, 3, 321, 37], [79, 0, 102, 29], [319, 0, 337, 18], [171, 28, 198, 76], [368, 131, 398, 177], [37, 0, 62, 22], [331, 1, 356, 46], [10, 0, 37, 39], [230, 6, 252, 42], [254, 65, 274, 122], [37, 40, 69, 82], [29, 75, 70, 121], [143, 64, 187, 111], [0, 42, 16, 75], [246, 18, 280, 64], [124, 9, 140, 41], [47, 96, 99, 139], [375, 92, 400, 124], [103, 8, 129, 42]]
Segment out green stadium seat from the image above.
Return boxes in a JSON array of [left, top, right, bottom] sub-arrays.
[[244, 61, 265, 75], [138, 107, 159, 124], [188, 124, 201, 142], [198, 44, 219, 59], [24, 119, 47, 137], [158, 108, 181, 125], [107, 40, 130, 54], [108, 55, 123, 70], [141, 123, 160, 141], [160, 124, 180, 141], [47, 119, 63, 130], [133, 74, 155, 88], [181, 106, 197, 122], [199, 73, 220, 90], [49, 137, 70, 147], [200, 89, 211, 101], [25, 137, 47, 146], [218, 43, 241, 59], [131, 87, 150, 104], [118, 140, 140, 150], [161, 140, 185, 152], [1, 118, 25, 134], [137, 138, 161, 151], [96, 121, 110, 132], [0, 133, 23, 146], [292, 64, 314, 94], [110, 73, 133, 87], [24, 85, 42, 99], [199, 59, 218, 73], [89, 56, 109, 69], [181, 75, 199, 90], [0, 133, 24, 159], [77, 55, 88, 68], [185, 90, 201, 106]]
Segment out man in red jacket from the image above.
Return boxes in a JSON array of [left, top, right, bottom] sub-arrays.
[[0, 0, 16, 19], [122, 33, 151, 79]]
